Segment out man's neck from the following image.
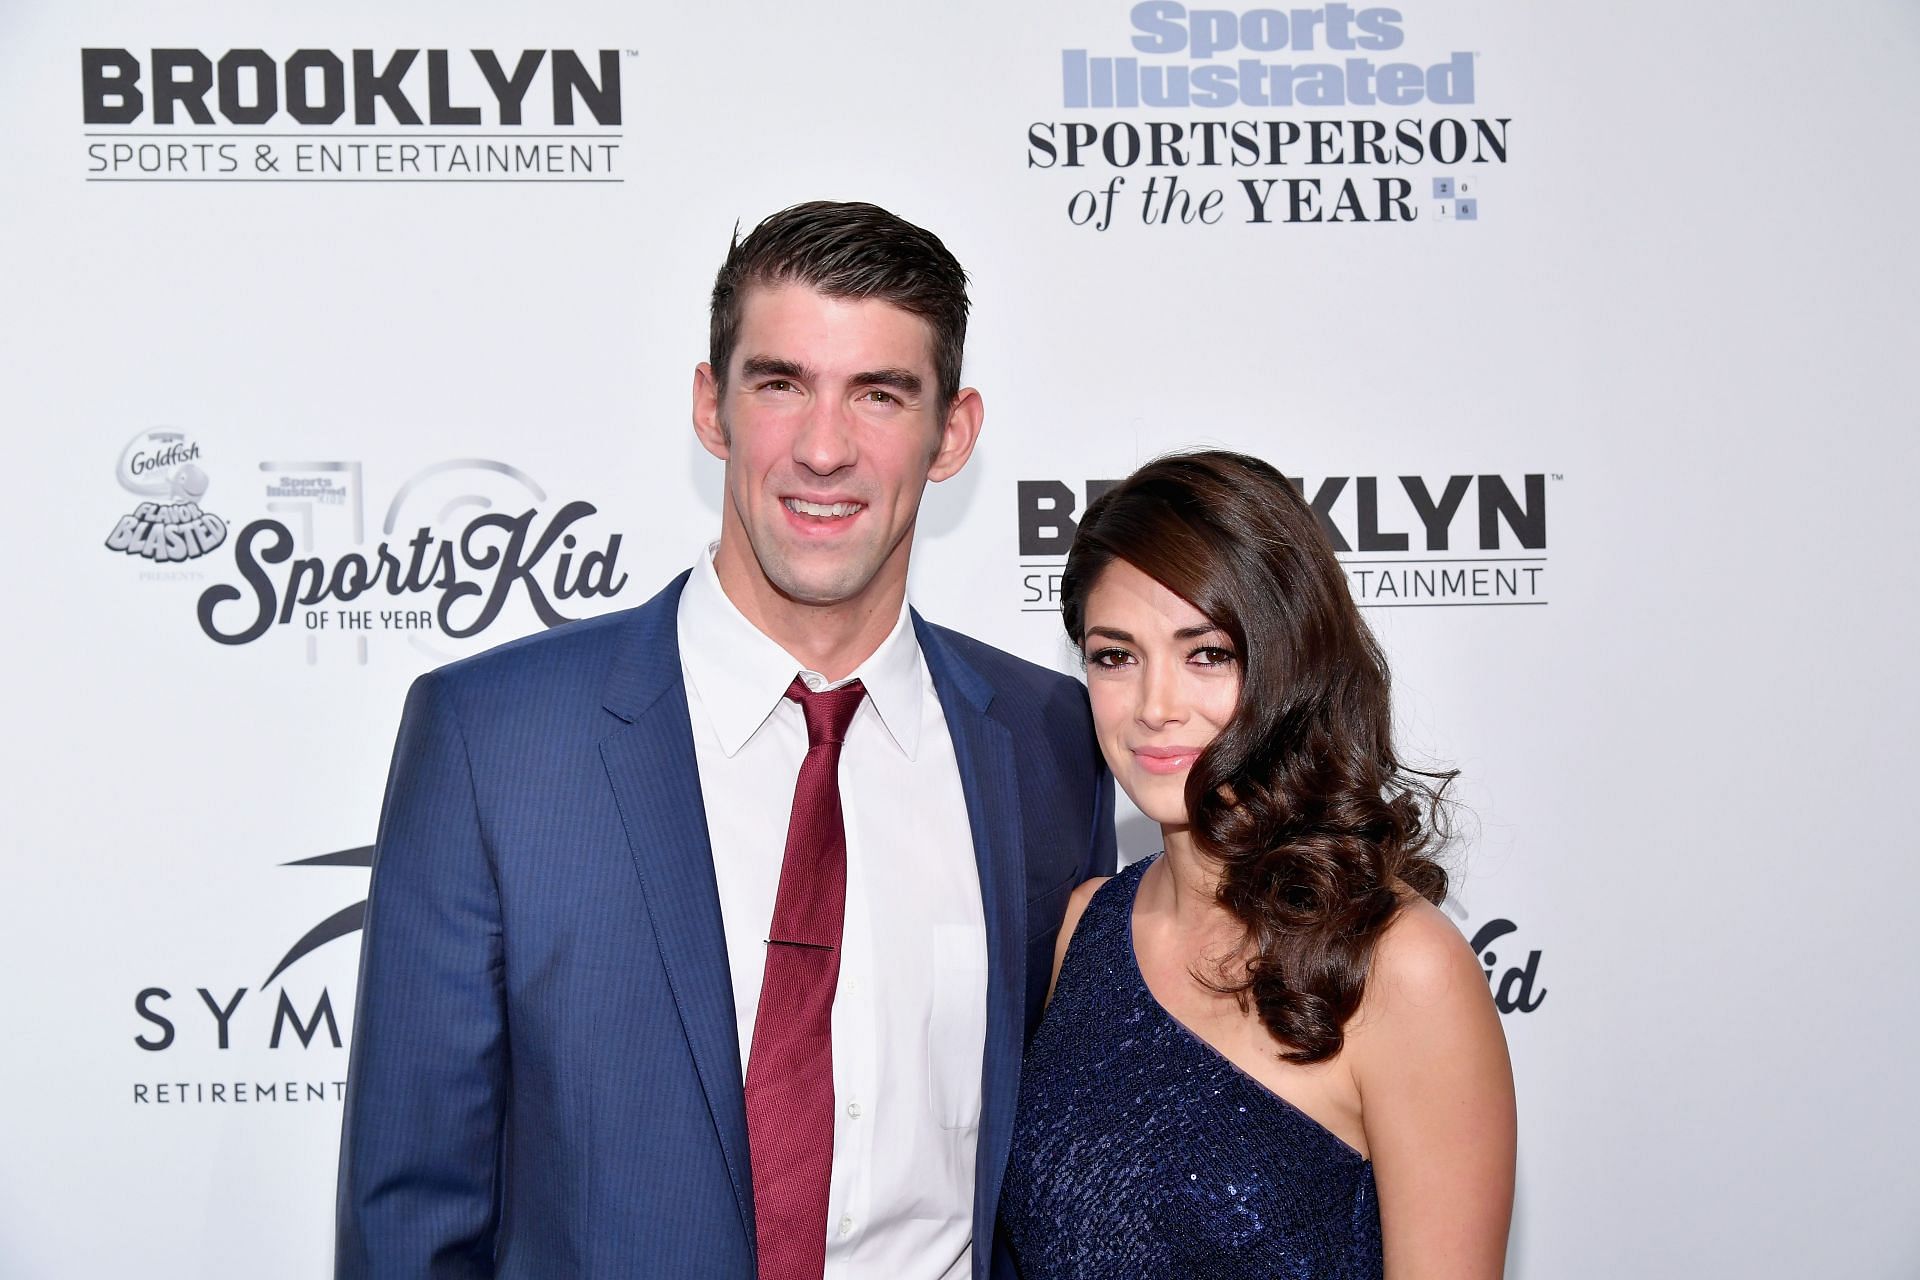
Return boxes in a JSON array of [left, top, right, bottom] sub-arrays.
[[710, 544, 906, 683]]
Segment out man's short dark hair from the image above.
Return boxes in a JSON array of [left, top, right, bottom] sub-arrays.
[[709, 201, 971, 411]]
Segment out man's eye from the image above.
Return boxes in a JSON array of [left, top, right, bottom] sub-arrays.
[[860, 388, 899, 404], [760, 379, 796, 393]]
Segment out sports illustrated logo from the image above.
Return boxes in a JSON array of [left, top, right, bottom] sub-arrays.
[[128, 846, 371, 1106], [1027, 4, 1511, 230], [192, 458, 630, 663], [1017, 472, 1553, 610], [81, 47, 625, 184], [103, 428, 228, 566]]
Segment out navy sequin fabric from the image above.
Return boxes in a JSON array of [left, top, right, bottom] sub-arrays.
[[1000, 856, 1383, 1279]]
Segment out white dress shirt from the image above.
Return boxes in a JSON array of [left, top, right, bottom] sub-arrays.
[[677, 549, 986, 1280]]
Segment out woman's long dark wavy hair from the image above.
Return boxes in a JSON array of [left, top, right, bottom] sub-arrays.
[[1062, 450, 1454, 1065]]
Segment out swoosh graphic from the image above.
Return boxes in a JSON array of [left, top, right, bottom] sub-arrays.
[[266, 901, 367, 987], [267, 846, 377, 984], [285, 846, 374, 868]]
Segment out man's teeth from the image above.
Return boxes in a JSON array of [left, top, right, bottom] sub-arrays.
[[785, 499, 864, 518]]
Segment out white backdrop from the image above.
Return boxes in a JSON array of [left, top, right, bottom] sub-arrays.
[[3, 1, 1917, 1276]]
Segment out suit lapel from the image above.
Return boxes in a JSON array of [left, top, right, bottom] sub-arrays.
[[599, 573, 755, 1253], [915, 616, 1027, 1276]]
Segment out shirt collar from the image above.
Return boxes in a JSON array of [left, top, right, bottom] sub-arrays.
[[678, 545, 923, 761]]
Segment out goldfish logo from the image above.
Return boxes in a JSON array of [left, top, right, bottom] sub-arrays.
[[104, 428, 228, 562]]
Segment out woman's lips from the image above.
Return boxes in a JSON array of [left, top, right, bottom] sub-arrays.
[[1131, 746, 1201, 775]]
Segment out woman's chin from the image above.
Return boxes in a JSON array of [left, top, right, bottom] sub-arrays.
[[1115, 780, 1191, 834]]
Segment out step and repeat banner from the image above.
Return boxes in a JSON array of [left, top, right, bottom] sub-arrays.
[[3, 1, 1915, 1276]]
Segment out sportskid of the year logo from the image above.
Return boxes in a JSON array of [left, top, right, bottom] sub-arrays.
[[195, 457, 631, 661], [103, 428, 228, 563], [1467, 916, 1546, 1014]]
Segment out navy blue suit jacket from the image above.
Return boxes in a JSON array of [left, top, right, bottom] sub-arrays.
[[336, 573, 1116, 1278]]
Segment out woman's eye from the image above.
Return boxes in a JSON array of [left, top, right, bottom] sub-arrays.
[[1191, 646, 1237, 667], [1088, 647, 1133, 669]]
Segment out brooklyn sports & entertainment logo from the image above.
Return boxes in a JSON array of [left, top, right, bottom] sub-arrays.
[[1017, 471, 1555, 609], [80, 45, 626, 183]]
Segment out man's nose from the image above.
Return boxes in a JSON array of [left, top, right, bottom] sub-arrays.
[[792, 398, 858, 475]]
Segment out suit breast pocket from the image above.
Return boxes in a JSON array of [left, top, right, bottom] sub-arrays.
[[927, 923, 987, 1130]]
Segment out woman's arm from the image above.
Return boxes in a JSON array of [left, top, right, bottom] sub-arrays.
[[1351, 899, 1517, 1279]]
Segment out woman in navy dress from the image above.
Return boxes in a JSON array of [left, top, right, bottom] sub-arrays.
[[1000, 452, 1515, 1279]]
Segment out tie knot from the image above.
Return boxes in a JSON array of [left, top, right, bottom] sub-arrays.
[[786, 676, 866, 747]]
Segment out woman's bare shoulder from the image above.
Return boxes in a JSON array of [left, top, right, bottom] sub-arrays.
[[1345, 895, 1505, 1079], [1367, 896, 1484, 1010]]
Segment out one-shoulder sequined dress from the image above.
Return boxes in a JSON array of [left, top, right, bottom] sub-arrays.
[[999, 856, 1383, 1279]]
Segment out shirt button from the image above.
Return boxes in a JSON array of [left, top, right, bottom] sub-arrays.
[[838, 1216, 855, 1237], [846, 1101, 862, 1119]]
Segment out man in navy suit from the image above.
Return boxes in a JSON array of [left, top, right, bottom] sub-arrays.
[[336, 201, 1116, 1279]]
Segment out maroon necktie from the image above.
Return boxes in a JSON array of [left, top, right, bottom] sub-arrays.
[[745, 676, 866, 1280]]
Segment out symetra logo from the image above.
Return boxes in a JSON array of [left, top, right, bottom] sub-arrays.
[[128, 845, 372, 1107], [1016, 472, 1555, 609], [81, 47, 626, 183]]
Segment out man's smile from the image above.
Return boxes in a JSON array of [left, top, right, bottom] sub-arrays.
[[782, 497, 866, 520]]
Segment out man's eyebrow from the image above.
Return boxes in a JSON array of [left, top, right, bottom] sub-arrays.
[[852, 368, 923, 396], [739, 356, 810, 382]]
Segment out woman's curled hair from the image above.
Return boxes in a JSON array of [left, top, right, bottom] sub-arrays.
[[1061, 450, 1454, 1065]]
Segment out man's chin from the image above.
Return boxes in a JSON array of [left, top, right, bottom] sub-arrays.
[[768, 570, 882, 609], [755, 546, 886, 609], [732, 518, 906, 612]]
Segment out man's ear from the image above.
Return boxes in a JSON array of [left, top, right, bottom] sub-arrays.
[[928, 387, 984, 483], [691, 362, 730, 460]]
